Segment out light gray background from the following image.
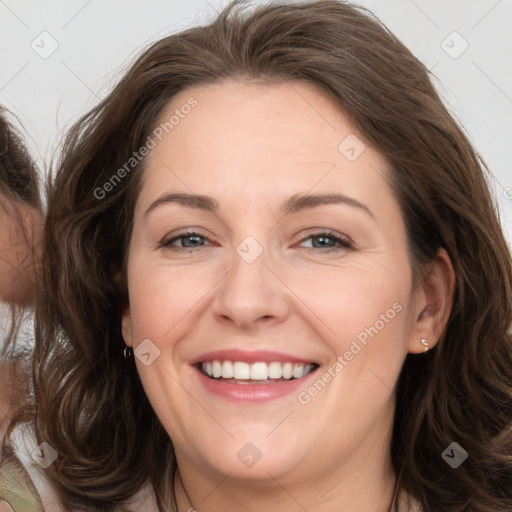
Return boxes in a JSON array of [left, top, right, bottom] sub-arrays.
[[1, 0, 511, 244]]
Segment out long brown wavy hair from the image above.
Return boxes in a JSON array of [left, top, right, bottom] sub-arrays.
[[33, 1, 512, 511]]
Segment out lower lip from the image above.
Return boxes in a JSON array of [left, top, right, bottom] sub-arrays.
[[194, 366, 318, 403]]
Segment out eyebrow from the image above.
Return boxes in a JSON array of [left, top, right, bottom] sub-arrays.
[[144, 192, 375, 220], [282, 192, 374, 219], [145, 193, 219, 217]]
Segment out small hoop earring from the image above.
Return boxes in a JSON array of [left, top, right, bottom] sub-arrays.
[[421, 338, 429, 353], [123, 346, 133, 359]]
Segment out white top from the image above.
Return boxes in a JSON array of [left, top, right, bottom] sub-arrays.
[[7, 422, 158, 511], [0, 302, 35, 357], [8, 423, 63, 512]]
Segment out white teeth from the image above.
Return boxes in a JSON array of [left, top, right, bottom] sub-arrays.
[[212, 360, 222, 378], [292, 363, 304, 379], [233, 361, 250, 379], [250, 362, 268, 380], [282, 362, 293, 379], [221, 361, 234, 378], [268, 362, 282, 379], [201, 360, 316, 380]]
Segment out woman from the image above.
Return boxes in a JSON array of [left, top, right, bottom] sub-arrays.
[[0, 107, 44, 511], [34, 1, 512, 511]]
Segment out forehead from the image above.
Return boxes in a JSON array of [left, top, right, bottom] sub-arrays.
[[136, 79, 394, 215]]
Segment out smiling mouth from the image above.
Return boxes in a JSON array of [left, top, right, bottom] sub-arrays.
[[198, 360, 319, 383]]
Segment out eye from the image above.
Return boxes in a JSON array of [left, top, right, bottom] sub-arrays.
[[160, 230, 212, 251], [159, 229, 353, 253], [297, 230, 353, 252]]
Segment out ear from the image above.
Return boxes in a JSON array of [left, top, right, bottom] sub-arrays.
[[113, 268, 133, 347], [408, 248, 455, 354], [121, 305, 133, 347]]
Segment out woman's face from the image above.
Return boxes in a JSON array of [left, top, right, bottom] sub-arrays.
[[122, 80, 430, 484]]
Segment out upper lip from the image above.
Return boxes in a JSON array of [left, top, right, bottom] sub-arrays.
[[190, 349, 318, 365]]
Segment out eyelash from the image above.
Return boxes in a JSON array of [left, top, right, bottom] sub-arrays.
[[160, 229, 353, 253], [297, 230, 353, 252]]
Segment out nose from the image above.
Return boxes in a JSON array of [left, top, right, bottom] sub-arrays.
[[211, 242, 291, 332]]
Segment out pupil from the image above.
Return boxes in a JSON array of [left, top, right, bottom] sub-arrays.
[[184, 235, 202, 247], [314, 236, 333, 248]]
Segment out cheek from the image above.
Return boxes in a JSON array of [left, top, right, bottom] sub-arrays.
[[126, 260, 216, 342], [291, 262, 411, 347], [0, 226, 27, 303], [290, 268, 411, 424], [288, 262, 413, 405]]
